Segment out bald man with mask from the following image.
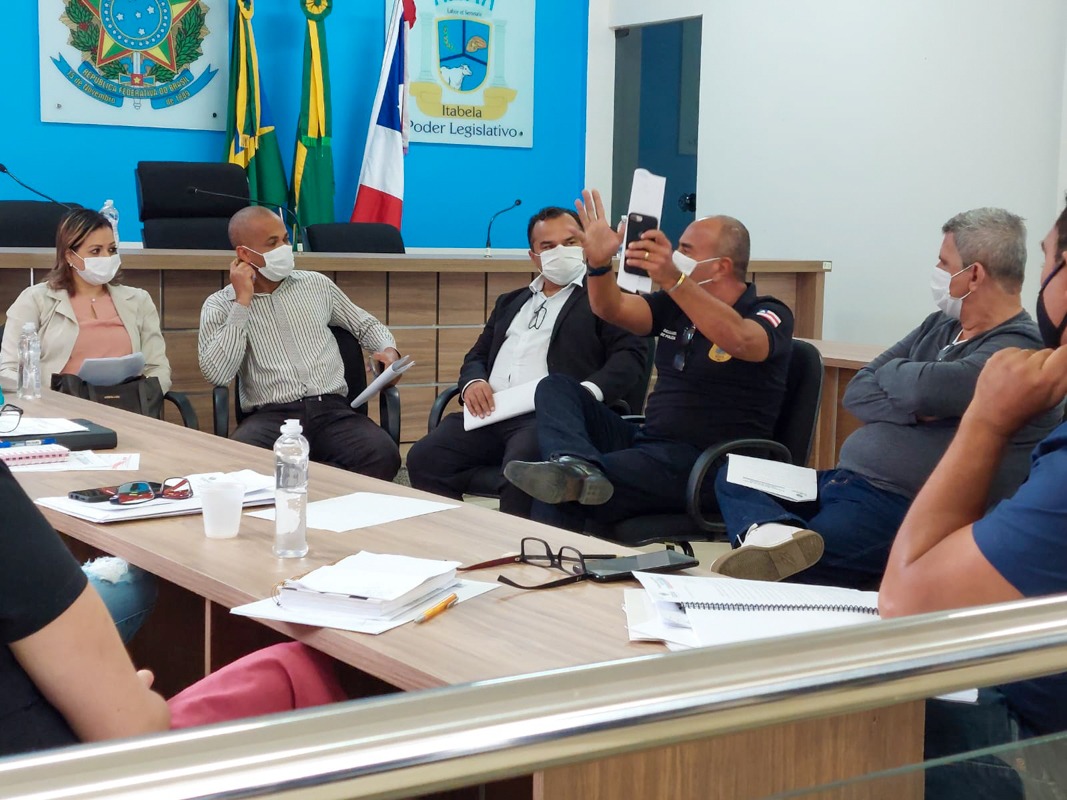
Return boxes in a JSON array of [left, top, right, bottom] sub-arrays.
[[505, 190, 794, 533], [198, 206, 402, 480]]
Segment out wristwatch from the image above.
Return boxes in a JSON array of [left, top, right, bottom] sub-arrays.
[[586, 263, 613, 277]]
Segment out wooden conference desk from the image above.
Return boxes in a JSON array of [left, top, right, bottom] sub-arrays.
[[0, 248, 830, 443], [10, 391, 919, 800]]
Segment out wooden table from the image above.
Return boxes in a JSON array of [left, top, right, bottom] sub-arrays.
[[9, 391, 920, 800]]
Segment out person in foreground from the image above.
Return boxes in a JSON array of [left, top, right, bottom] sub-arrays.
[[198, 206, 402, 481], [711, 208, 1059, 587], [406, 206, 649, 517], [0, 460, 345, 757], [0, 208, 165, 640], [879, 202, 1067, 799], [505, 189, 793, 533]]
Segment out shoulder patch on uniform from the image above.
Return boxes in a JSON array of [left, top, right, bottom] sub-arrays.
[[755, 309, 782, 328]]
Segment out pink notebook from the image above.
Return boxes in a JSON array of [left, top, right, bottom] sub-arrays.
[[0, 444, 71, 466]]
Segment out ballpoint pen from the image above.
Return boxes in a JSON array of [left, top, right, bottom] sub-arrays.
[[0, 438, 56, 448], [414, 592, 459, 624]]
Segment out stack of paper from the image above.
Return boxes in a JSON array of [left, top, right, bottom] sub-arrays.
[[35, 469, 274, 523], [277, 552, 460, 620]]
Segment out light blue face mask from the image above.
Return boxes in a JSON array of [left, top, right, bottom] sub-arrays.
[[930, 263, 973, 319]]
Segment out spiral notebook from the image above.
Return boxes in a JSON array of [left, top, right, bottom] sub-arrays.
[[634, 572, 879, 648]]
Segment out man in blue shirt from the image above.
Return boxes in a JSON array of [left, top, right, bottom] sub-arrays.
[[880, 200, 1067, 799]]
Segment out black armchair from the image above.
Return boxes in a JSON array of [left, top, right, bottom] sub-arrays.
[[586, 339, 825, 555], [304, 222, 405, 254], [0, 201, 83, 246], [135, 161, 249, 249], [212, 326, 400, 446]]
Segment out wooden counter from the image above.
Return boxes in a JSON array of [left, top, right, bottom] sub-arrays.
[[0, 249, 830, 444]]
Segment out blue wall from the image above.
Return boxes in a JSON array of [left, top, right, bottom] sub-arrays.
[[0, 1, 588, 249]]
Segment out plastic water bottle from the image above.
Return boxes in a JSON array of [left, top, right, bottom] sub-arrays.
[[100, 199, 119, 244], [273, 418, 309, 558], [17, 322, 41, 400]]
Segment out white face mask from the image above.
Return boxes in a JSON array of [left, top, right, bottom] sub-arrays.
[[539, 244, 586, 286], [672, 250, 722, 278], [70, 252, 121, 286], [931, 263, 973, 319], [247, 243, 295, 282]]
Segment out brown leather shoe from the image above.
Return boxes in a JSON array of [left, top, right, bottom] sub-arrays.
[[503, 456, 614, 505], [709, 529, 824, 582]]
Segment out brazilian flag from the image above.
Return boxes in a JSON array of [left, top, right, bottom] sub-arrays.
[[291, 0, 336, 230], [224, 0, 289, 211]]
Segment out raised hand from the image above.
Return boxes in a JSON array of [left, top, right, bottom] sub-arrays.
[[575, 189, 622, 268]]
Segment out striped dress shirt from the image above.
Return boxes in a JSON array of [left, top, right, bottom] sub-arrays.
[[198, 270, 396, 411]]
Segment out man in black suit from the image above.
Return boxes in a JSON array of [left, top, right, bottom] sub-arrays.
[[406, 206, 650, 517]]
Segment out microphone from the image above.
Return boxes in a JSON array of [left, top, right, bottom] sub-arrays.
[[0, 164, 73, 209], [187, 186, 308, 252], [484, 198, 522, 258]]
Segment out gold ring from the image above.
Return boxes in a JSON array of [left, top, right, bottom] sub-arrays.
[[644, 251, 650, 260]]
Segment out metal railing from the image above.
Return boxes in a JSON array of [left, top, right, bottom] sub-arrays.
[[5, 594, 1067, 800]]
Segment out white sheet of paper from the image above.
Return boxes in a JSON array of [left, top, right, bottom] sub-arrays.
[[10, 451, 140, 472], [350, 355, 414, 409], [36, 470, 275, 523], [11, 418, 89, 436], [230, 579, 498, 634], [463, 378, 540, 431], [617, 168, 666, 294], [623, 589, 700, 648], [725, 453, 818, 502], [246, 492, 459, 532], [77, 353, 145, 385], [290, 552, 460, 599]]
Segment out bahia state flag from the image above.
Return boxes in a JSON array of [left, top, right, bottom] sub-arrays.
[[291, 0, 336, 235], [224, 0, 289, 211], [350, 0, 416, 230]]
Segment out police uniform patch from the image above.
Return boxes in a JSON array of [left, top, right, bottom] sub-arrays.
[[708, 344, 732, 363]]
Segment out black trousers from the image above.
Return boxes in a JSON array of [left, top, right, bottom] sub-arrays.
[[532, 374, 703, 532], [406, 411, 539, 517], [232, 394, 401, 482]]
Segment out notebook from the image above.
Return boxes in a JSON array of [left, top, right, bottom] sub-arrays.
[[0, 419, 117, 451], [0, 443, 70, 467]]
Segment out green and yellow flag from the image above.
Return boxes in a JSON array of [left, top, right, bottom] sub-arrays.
[[291, 0, 335, 229], [224, 0, 289, 210]]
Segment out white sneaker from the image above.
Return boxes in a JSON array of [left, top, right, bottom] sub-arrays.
[[710, 523, 824, 582]]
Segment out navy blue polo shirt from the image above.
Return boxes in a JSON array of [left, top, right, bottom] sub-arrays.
[[642, 283, 794, 451]]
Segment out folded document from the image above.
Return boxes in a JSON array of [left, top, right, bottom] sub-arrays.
[[463, 378, 540, 431]]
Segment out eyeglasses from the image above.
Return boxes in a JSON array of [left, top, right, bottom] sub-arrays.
[[0, 404, 23, 433], [459, 537, 618, 590], [672, 325, 697, 372], [528, 300, 548, 330], [110, 477, 193, 505]]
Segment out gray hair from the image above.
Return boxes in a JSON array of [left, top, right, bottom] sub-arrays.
[[941, 208, 1026, 292], [712, 215, 751, 280]]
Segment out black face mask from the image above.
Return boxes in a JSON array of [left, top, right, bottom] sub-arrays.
[[1037, 258, 1067, 348]]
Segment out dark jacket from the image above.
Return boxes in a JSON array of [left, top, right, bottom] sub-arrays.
[[457, 284, 650, 411]]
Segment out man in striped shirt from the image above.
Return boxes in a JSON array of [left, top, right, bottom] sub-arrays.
[[198, 207, 402, 480]]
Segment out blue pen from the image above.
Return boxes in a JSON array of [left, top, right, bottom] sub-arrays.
[[0, 438, 56, 448]]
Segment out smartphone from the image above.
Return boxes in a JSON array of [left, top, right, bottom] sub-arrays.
[[584, 549, 698, 582], [622, 213, 659, 276], [68, 482, 161, 503]]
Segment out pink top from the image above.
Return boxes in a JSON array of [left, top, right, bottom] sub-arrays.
[[60, 292, 133, 375]]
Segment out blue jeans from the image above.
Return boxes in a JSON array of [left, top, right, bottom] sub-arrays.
[[714, 467, 912, 589], [531, 375, 702, 531], [82, 558, 158, 644]]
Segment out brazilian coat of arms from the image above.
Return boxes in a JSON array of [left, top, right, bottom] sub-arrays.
[[52, 0, 218, 110]]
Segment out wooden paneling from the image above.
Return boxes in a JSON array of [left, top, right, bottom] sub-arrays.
[[752, 272, 797, 320], [121, 269, 162, 312], [337, 272, 388, 322], [392, 327, 438, 384], [398, 385, 438, 443], [439, 273, 487, 324], [162, 330, 204, 392], [388, 272, 437, 325], [487, 272, 535, 308], [0, 268, 30, 325], [437, 327, 481, 383], [162, 269, 224, 329]]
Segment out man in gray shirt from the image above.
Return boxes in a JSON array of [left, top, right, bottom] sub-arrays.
[[712, 208, 1062, 589], [199, 206, 402, 480]]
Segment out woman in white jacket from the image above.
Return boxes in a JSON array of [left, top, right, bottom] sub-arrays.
[[0, 208, 171, 393]]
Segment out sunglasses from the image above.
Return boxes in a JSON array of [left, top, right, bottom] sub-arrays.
[[109, 477, 193, 505], [672, 325, 697, 372]]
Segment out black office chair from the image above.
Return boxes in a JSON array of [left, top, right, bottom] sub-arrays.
[[0, 323, 199, 428], [135, 161, 250, 249], [425, 339, 658, 501], [304, 222, 405, 254], [212, 326, 400, 445], [0, 201, 83, 246], [586, 339, 825, 555]]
